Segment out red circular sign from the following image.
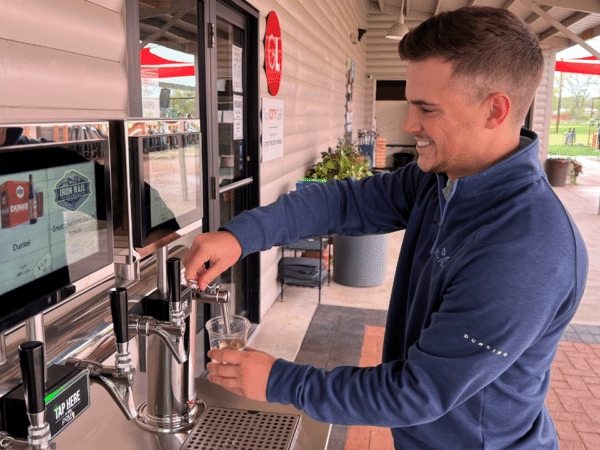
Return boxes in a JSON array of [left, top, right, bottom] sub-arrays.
[[265, 11, 282, 96]]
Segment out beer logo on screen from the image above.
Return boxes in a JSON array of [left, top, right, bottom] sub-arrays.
[[54, 171, 91, 211]]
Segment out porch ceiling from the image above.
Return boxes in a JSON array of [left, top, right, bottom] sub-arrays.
[[138, 1, 600, 57], [364, 0, 600, 53]]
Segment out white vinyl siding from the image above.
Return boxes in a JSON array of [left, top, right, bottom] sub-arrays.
[[532, 47, 557, 163], [0, 0, 128, 121], [247, 0, 372, 315]]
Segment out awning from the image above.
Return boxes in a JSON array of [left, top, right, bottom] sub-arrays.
[[140, 47, 195, 78], [555, 56, 600, 75]]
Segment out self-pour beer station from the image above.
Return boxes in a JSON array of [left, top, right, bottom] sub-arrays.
[[0, 121, 329, 450]]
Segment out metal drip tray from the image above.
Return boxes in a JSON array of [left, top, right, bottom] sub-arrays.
[[181, 406, 301, 450]]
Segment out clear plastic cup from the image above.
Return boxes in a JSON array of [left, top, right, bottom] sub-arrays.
[[206, 315, 250, 351]]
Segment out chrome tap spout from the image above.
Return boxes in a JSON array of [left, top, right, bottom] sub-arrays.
[[65, 359, 137, 421], [191, 281, 229, 304], [0, 432, 29, 449], [0, 424, 56, 450], [128, 315, 187, 364]]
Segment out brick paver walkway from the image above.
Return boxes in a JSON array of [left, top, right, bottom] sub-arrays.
[[344, 326, 600, 450], [547, 341, 600, 449], [344, 325, 394, 450]]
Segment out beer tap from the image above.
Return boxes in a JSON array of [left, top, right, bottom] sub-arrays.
[[110, 287, 134, 374], [190, 280, 231, 333], [134, 257, 199, 432], [128, 315, 186, 364], [66, 287, 137, 420], [192, 281, 230, 304], [167, 257, 185, 327], [128, 257, 187, 368], [0, 341, 55, 450]]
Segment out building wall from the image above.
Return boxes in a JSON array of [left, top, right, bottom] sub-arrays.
[[375, 100, 411, 146], [365, 12, 406, 80], [0, 0, 129, 121], [365, 13, 411, 149], [532, 47, 558, 163], [246, 0, 372, 316]]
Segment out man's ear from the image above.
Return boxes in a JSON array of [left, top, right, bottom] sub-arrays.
[[485, 93, 511, 129]]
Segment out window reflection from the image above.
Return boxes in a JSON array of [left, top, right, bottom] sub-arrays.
[[138, 1, 199, 118]]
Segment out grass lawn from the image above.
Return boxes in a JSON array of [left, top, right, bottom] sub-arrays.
[[549, 123, 600, 156], [549, 145, 600, 156]]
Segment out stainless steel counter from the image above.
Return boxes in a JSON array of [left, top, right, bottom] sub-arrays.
[[52, 378, 330, 450]]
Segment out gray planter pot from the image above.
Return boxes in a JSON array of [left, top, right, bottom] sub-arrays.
[[333, 234, 389, 287], [545, 158, 568, 187]]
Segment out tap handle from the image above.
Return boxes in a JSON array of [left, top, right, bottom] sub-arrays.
[[18, 341, 45, 415], [110, 287, 129, 345], [166, 257, 181, 307]]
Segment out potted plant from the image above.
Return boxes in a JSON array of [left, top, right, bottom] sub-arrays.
[[297, 139, 372, 190], [299, 139, 387, 288], [567, 157, 583, 185], [305, 139, 372, 180]]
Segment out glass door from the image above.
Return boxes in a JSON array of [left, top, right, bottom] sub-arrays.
[[214, 1, 260, 322]]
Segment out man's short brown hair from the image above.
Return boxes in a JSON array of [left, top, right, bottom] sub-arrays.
[[398, 6, 544, 126]]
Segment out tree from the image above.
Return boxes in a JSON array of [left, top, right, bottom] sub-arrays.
[[563, 73, 596, 120]]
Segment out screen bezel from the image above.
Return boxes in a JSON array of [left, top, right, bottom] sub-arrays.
[[0, 123, 113, 333], [125, 120, 203, 248]]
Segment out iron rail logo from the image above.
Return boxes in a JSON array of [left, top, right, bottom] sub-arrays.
[[54, 171, 91, 211]]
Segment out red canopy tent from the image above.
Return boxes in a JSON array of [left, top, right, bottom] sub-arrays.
[[140, 47, 195, 78], [553, 56, 600, 134], [555, 56, 600, 75]]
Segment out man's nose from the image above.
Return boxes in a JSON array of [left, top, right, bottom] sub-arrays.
[[403, 107, 421, 135]]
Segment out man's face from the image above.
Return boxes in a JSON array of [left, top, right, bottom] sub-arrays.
[[403, 58, 490, 180]]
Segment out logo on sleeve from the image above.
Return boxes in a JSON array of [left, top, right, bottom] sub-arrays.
[[464, 333, 508, 357]]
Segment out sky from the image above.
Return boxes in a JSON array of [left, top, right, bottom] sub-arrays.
[[556, 36, 600, 59]]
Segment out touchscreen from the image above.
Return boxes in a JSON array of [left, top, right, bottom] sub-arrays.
[[143, 134, 200, 229], [0, 162, 100, 296], [123, 119, 202, 248]]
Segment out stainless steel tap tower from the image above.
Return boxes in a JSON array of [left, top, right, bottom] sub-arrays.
[[129, 256, 230, 433], [131, 257, 199, 432]]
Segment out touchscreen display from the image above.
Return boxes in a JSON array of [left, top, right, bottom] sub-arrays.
[[144, 134, 199, 229], [124, 120, 202, 248], [0, 162, 100, 295], [0, 123, 112, 332]]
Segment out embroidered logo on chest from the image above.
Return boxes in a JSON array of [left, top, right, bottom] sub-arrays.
[[434, 248, 450, 268]]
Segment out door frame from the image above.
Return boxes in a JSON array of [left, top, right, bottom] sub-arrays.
[[203, 0, 261, 324]]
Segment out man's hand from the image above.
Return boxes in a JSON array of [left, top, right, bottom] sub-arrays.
[[206, 348, 277, 402], [183, 231, 242, 290]]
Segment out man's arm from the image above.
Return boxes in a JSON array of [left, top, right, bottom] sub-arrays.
[[208, 223, 586, 428], [263, 235, 585, 427], [184, 165, 423, 287]]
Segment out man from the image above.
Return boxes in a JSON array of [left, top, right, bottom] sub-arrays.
[[184, 7, 588, 449]]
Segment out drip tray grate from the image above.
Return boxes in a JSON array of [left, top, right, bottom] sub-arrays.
[[181, 406, 301, 450]]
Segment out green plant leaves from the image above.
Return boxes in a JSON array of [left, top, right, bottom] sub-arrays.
[[305, 138, 373, 181]]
